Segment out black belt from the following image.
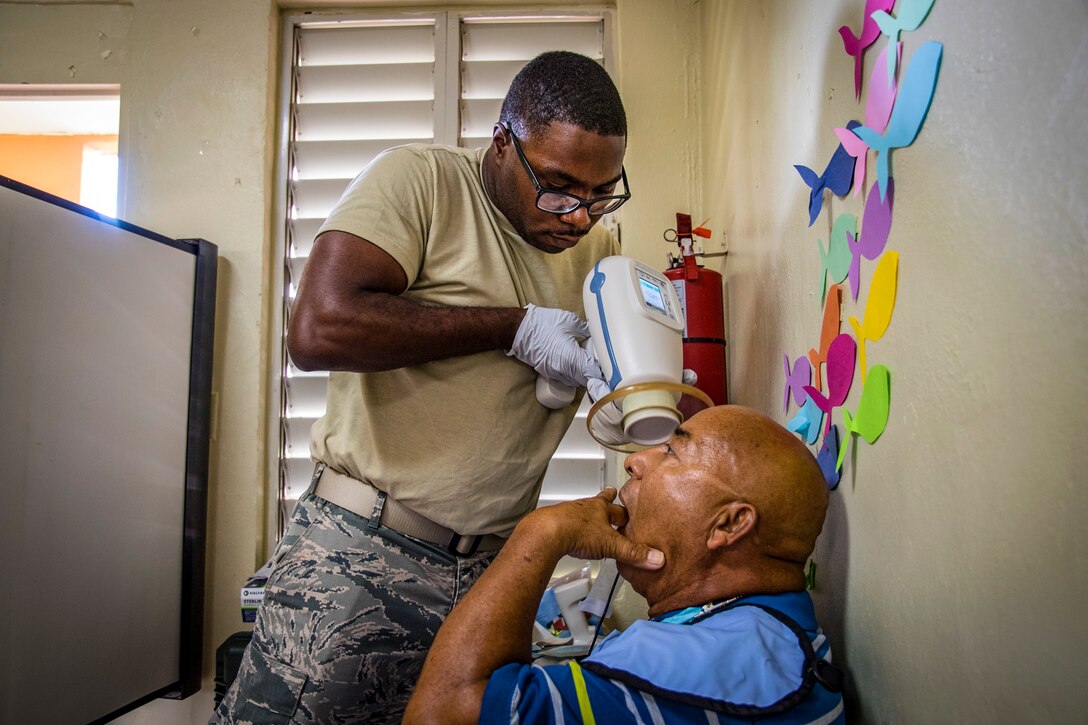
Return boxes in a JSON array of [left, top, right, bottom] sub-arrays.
[[311, 464, 506, 556]]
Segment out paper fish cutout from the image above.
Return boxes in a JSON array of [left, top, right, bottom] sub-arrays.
[[849, 250, 899, 383], [836, 364, 892, 470], [865, 43, 901, 135], [817, 425, 842, 489], [833, 46, 902, 197], [795, 132, 856, 226], [803, 333, 857, 437], [847, 179, 895, 301], [808, 284, 842, 393], [783, 354, 813, 412], [873, 0, 937, 86], [854, 41, 943, 200], [838, 0, 896, 99], [818, 214, 857, 304], [787, 396, 824, 446], [834, 124, 867, 198]]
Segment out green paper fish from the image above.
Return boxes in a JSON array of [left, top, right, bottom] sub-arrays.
[[837, 364, 891, 471]]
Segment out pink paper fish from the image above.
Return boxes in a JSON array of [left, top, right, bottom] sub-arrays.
[[832, 45, 901, 197], [804, 333, 857, 436], [838, 0, 896, 98]]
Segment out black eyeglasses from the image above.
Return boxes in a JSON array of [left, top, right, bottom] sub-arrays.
[[502, 123, 630, 216]]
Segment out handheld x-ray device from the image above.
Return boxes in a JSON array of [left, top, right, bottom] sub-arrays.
[[581, 256, 712, 450]]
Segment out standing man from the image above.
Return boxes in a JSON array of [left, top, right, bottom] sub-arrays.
[[214, 51, 630, 724]]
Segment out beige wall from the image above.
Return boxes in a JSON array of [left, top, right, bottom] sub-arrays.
[[613, 0, 719, 265], [700, 0, 1087, 721], [0, 1, 276, 721]]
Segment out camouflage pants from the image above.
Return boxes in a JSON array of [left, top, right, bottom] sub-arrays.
[[211, 491, 497, 724]]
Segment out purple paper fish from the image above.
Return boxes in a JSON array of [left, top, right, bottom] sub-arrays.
[[838, 0, 896, 98], [795, 123, 858, 226], [783, 354, 813, 412], [847, 178, 895, 301]]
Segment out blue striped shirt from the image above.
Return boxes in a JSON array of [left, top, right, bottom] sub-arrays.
[[480, 592, 845, 724]]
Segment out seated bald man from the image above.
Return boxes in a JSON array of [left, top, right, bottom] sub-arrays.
[[404, 405, 845, 724]]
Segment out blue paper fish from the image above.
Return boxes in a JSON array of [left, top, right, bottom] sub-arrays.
[[795, 120, 860, 226], [786, 396, 824, 446], [817, 425, 842, 489], [854, 42, 943, 200]]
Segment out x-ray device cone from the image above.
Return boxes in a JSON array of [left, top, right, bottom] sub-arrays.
[[583, 256, 712, 451]]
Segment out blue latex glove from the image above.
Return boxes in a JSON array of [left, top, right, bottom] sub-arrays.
[[507, 304, 599, 388]]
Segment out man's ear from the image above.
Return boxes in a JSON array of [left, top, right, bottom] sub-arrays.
[[707, 502, 757, 551], [492, 124, 509, 155]]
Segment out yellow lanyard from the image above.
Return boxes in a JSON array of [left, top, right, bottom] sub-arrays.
[[568, 660, 596, 725]]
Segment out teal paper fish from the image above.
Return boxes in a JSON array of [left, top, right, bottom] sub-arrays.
[[872, 0, 937, 86], [818, 213, 857, 304]]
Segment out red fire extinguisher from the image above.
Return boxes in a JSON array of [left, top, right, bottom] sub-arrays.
[[663, 212, 728, 405]]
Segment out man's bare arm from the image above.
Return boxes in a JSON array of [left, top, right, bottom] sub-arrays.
[[403, 489, 664, 725], [287, 230, 527, 372]]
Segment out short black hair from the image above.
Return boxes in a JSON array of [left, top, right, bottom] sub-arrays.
[[500, 51, 627, 140]]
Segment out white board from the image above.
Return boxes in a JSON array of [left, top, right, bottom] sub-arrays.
[[0, 177, 215, 724]]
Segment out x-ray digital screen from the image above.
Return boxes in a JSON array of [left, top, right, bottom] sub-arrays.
[[639, 276, 667, 314]]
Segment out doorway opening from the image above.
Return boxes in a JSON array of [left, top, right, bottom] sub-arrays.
[[0, 84, 120, 216]]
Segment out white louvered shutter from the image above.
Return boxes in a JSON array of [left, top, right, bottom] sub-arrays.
[[275, 12, 614, 536]]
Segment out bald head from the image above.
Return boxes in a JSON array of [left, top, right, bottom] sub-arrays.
[[618, 405, 828, 612], [694, 405, 829, 566]]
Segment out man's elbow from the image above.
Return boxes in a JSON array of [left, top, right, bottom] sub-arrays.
[[404, 681, 485, 725], [285, 324, 323, 372], [286, 307, 350, 372]]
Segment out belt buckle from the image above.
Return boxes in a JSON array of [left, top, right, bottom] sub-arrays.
[[447, 533, 481, 557]]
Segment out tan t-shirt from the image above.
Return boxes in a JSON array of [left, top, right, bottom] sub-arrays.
[[310, 144, 618, 536]]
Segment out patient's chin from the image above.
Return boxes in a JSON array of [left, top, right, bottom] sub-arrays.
[[616, 560, 657, 592]]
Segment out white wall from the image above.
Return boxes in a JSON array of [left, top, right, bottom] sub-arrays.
[[0, 1, 276, 721], [700, 1, 1087, 721]]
